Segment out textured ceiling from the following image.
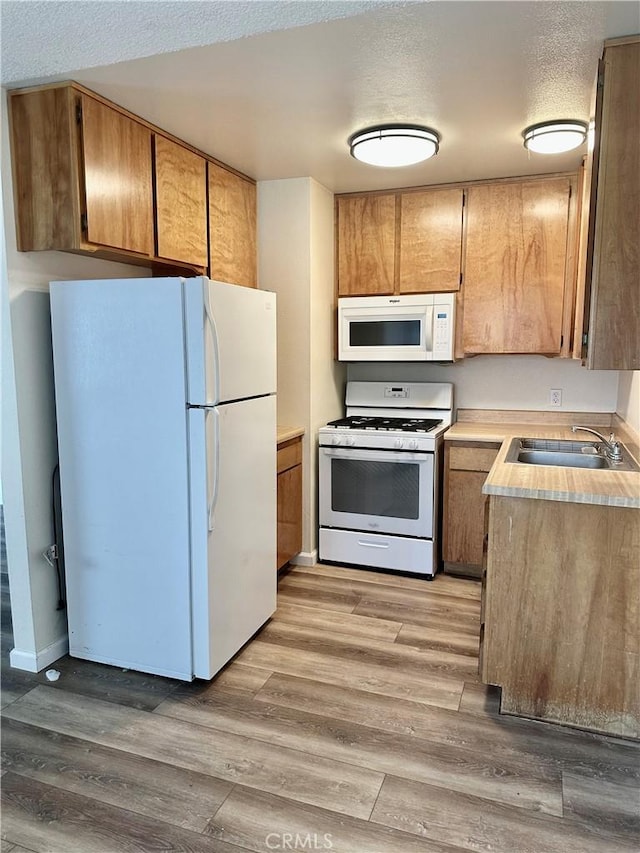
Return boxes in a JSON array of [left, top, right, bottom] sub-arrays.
[[0, 0, 395, 84], [2, 1, 639, 193]]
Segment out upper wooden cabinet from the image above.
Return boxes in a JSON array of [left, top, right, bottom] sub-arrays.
[[399, 188, 463, 293], [462, 177, 573, 355], [8, 82, 256, 278], [581, 37, 640, 370], [80, 95, 154, 256], [154, 136, 207, 267], [10, 86, 153, 260], [208, 163, 257, 288], [336, 189, 463, 296], [337, 194, 396, 296]]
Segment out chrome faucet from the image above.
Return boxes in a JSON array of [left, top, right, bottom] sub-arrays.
[[571, 426, 623, 463]]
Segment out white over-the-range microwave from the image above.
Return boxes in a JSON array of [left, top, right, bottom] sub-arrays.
[[337, 293, 455, 362]]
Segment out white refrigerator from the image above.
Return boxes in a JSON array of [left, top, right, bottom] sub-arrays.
[[49, 276, 277, 680]]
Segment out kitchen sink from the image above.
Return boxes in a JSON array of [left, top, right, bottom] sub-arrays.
[[505, 438, 640, 472]]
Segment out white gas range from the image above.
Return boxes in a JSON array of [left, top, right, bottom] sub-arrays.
[[318, 381, 453, 578]]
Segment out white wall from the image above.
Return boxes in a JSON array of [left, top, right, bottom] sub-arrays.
[[617, 371, 640, 433], [258, 179, 312, 429], [258, 177, 344, 560], [309, 179, 344, 552], [1, 90, 148, 671], [348, 355, 619, 415]]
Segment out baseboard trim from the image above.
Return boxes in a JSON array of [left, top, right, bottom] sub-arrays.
[[9, 634, 69, 673], [290, 549, 317, 568]]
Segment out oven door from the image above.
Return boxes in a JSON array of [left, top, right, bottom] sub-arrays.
[[319, 445, 434, 538]]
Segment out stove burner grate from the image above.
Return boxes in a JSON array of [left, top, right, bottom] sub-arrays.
[[326, 415, 443, 433]]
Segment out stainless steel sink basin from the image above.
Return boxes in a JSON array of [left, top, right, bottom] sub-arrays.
[[505, 438, 640, 472], [516, 449, 608, 469]]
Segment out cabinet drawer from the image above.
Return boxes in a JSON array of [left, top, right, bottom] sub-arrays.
[[277, 438, 302, 474], [449, 445, 500, 472]]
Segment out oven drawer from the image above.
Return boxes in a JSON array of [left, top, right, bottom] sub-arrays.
[[319, 527, 434, 576]]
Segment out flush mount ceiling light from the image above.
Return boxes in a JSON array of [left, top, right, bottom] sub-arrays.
[[349, 124, 440, 167], [522, 120, 589, 154]]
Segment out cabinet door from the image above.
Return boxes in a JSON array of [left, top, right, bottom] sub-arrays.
[[154, 136, 207, 267], [584, 40, 640, 369], [208, 163, 257, 288], [462, 179, 571, 354], [399, 188, 463, 293], [444, 469, 489, 570], [443, 441, 499, 578], [277, 464, 303, 569], [9, 86, 80, 251], [81, 95, 153, 256], [337, 194, 396, 296]]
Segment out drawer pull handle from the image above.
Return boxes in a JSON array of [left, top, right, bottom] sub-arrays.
[[357, 540, 390, 549]]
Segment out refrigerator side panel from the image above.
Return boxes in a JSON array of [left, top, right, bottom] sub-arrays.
[[184, 277, 276, 405], [50, 278, 194, 679], [190, 394, 277, 679]]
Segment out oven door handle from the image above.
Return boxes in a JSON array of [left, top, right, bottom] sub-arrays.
[[321, 447, 431, 462]]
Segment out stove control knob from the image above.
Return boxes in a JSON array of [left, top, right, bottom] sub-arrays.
[[346, 436, 356, 447], [394, 438, 404, 449], [333, 436, 344, 446], [408, 438, 419, 450]]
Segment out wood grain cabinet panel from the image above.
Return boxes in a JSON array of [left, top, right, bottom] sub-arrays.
[[154, 136, 207, 267], [399, 188, 463, 293], [443, 441, 500, 578], [80, 95, 153, 256], [582, 38, 640, 369], [462, 178, 572, 355], [9, 86, 81, 252], [483, 495, 640, 738], [277, 437, 303, 570], [9, 81, 256, 275], [337, 194, 396, 296], [208, 163, 257, 288]]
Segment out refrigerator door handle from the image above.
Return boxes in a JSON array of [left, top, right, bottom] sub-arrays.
[[206, 408, 220, 532], [203, 282, 220, 404]]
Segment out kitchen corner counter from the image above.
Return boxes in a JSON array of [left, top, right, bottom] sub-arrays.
[[445, 417, 640, 509], [277, 425, 305, 445]]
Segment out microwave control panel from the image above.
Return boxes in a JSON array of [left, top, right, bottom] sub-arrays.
[[433, 306, 453, 358]]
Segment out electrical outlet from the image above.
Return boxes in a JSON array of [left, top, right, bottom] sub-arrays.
[[550, 389, 562, 407]]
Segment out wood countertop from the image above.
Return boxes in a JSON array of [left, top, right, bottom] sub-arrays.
[[277, 425, 305, 445], [444, 413, 640, 509]]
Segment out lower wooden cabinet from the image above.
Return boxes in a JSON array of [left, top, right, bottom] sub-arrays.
[[482, 495, 640, 738], [277, 436, 303, 569], [443, 441, 500, 577]]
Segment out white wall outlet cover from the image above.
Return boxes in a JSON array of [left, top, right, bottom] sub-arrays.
[[550, 389, 563, 407]]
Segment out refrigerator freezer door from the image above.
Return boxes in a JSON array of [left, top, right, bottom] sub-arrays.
[[184, 278, 276, 405], [49, 277, 193, 679], [189, 394, 277, 678]]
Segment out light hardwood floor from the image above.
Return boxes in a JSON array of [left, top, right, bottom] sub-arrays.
[[1, 562, 639, 853]]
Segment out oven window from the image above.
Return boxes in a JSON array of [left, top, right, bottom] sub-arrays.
[[349, 319, 421, 348], [331, 458, 419, 519]]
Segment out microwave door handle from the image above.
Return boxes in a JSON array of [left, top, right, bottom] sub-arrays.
[[424, 306, 434, 351]]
